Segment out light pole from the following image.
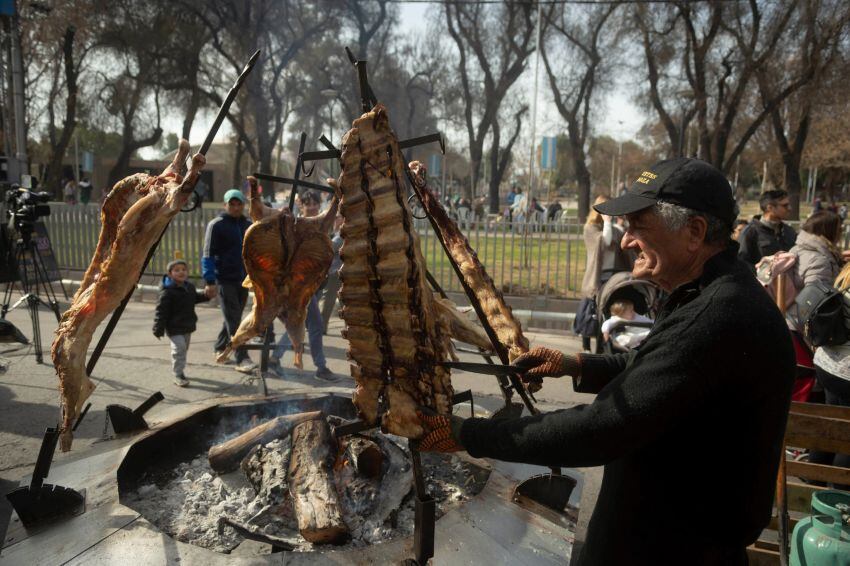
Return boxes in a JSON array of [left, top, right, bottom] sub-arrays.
[[321, 88, 338, 175]]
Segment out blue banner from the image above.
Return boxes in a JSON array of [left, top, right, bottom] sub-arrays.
[[540, 137, 558, 170], [82, 151, 94, 173], [0, 0, 15, 17], [427, 153, 441, 177], [540, 136, 557, 170]]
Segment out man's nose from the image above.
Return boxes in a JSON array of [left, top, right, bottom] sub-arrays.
[[621, 231, 638, 250]]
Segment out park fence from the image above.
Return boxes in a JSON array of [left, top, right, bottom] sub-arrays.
[[44, 203, 590, 299]]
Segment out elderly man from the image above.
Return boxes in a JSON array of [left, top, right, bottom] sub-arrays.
[[418, 158, 795, 565]]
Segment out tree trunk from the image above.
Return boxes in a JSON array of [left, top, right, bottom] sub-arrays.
[[182, 86, 201, 140], [208, 410, 322, 473], [467, 145, 482, 201], [288, 417, 349, 544], [44, 27, 79, 198], [488, 124, 501, 214], [567, 119, 591, 222], [107, 126, 163, 188]]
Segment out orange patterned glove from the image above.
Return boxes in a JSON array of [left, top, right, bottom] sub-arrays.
[[417, 407, 465, 453], [513, 347, 580, 381]]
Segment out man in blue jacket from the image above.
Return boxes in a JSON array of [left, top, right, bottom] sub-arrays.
[[202, 189, 256, 373]]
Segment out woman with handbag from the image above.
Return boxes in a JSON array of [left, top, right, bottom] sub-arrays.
[[791, 211, 850, 483], [577, 195, 633, 351]]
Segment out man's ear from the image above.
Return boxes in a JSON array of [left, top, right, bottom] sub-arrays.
[[687, 216, 708, 250]]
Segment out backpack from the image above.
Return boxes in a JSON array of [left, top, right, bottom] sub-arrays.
[[573, 297, 599, 338], [794, 280, 849, 347]]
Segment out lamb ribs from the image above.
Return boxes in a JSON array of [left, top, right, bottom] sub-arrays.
[[52, 140, 205, 451], [338, 104, 454, 438]]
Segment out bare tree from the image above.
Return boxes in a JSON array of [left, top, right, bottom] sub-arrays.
[[743, 0, 850, 214], [42, 27, 81, 196], [187, 0, 339, 173], [542, 3, 618, 221], [633, 1, 805, 175], [444, 1, 546, 205], [96, 1, 174, 186], [20, 1, 104, 197]]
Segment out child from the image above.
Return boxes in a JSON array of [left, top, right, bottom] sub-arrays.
[[601, 299, 653, 349], [153, 259, 210, 386]]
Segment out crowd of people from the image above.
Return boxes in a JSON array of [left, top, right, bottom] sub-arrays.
[[152, 184, 341, 387], [139, 157, 848, 563]]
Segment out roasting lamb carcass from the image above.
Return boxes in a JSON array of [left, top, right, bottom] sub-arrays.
[[52, 140, 205, 451], [408, 161, 529, 362], [216, 176, 338, 368], [337, 104, 455, 438]]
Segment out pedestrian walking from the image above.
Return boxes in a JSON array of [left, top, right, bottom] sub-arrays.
[[267, 191, 336, 382], [153, 259, 210, 387], [202, 188, 256, 374], [738, 189, 797, 266]]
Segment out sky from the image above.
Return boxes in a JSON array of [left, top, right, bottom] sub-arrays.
[[147, 1, 646, 161]]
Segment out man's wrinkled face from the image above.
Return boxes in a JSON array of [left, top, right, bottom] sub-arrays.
[[621, 208, 693, 291], [226, 198, 244, 217]]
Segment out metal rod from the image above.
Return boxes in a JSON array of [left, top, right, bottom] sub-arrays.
[[85, 50, 260, 379], [252, 173, 334, 194], [288, 133, 308, 211], [200, 49, 260, 155], [405, 164, 539, 414], [398, 133, 444, 154], [300, 148, 341, 162]]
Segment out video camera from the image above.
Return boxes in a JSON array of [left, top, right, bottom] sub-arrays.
[[5, 185, 51, 240]]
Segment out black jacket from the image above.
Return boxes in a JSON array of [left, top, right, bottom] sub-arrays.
[[153, 276, 209, 337], [738, 218, 797, 265], [202, 213, 251, 284], [461, 243, 795, 565]]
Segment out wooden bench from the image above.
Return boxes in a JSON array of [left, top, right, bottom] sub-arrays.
[[747, 401, 850, 565]]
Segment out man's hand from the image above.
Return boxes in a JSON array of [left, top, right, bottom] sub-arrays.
[[416, 406, 465, 453], [204, 283, 218, 299], [513, 347, 580, 381]]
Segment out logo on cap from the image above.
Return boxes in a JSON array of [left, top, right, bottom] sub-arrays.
[[636, 171, 658, 185]]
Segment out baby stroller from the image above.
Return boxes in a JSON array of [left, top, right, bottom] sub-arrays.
[[595, 272, 661, 354]]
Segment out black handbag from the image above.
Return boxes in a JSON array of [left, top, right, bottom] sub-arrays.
[[795, 281, 848, 347], [573, 297, 599, 338]]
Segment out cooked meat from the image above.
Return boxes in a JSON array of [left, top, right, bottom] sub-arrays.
[[246, 175, 277, 221], [433, 296, 493, 357], [408, 161, 529, 362], [338, 104, 454, 438], [217, 177, 338, 368], [52, 140, 205, 451]]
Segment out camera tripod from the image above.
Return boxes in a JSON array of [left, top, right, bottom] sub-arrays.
[[1, 232, 62, 363]]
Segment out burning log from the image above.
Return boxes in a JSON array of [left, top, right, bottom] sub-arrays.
[[345, 437, 384, 479], [208, 411, 322, 473], [288, 418, 350, 544]]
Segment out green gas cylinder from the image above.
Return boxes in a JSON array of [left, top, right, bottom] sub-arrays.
[[790, 490, 850, 566]]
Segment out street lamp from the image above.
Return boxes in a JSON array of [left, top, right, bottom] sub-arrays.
[[321, 88, 338, 176], [321, 88, 338, 142]]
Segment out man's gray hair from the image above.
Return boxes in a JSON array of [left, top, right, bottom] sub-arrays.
[[655, 201, 736, 245]]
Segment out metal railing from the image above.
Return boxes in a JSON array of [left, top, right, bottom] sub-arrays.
[[44, 203, 589, 299]]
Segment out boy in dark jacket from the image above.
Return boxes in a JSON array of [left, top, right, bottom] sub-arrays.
[[153, 259, 210, 386]]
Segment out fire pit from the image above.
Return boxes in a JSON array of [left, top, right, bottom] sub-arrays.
[[2, 390, 579, 564], [118, 395, 489, 554]]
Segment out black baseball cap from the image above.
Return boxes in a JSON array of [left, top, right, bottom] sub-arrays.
[[594, 158, 735, 226]]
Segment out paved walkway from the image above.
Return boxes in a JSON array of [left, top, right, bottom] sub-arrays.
[[0, 295, 599, 563]]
